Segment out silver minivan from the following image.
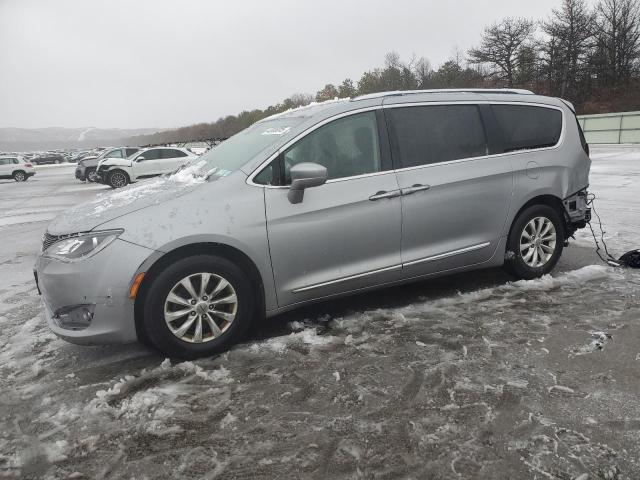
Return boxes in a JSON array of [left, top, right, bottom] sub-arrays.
[[34, 89, 591, 358]]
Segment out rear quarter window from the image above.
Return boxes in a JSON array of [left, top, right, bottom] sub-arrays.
[[492, 104, 562, 153]]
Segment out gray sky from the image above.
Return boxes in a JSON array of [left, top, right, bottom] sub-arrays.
[[1, 0, 579, 129]]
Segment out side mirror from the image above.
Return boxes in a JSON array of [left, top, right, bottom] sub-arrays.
[[137, 156, 146, 162], [287, 162, 328, 204]]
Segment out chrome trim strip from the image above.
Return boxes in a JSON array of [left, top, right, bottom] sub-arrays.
[[292, 264, 402, 293], [403, 242, 491, 267]]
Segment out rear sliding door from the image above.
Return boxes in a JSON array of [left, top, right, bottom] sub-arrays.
[[385, 103, 514, 276]]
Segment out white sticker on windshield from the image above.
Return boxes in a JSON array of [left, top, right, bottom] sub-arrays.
[[261, 126, 291, 136]]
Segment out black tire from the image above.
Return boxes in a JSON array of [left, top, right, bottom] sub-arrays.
[[504, 204, 564, 280], [107, 169, 129, 188], [141, 254, 255, 359], [13, 171, 27, 182], [86, 168, 97, 182]]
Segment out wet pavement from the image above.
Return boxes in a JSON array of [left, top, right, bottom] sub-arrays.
[[1, 153, 639, 479]]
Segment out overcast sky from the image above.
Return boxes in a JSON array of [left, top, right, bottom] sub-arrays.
[[0, 0, 588, 130]]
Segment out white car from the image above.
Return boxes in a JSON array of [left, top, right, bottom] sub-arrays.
[[96, 147, 198, 188], [0, 156, 36, 182]]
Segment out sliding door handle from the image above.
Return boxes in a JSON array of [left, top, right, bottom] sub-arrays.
[[402, 184, 431, 196], [369, 190, 401, 201]]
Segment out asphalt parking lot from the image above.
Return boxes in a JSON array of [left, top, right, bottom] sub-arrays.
[[1, 154, 639, 479]]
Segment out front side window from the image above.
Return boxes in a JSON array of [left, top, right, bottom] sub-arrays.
[[387, 104, 487, 168], [126, 148, 139, 157], [492, 104, 562, 152], [138, 149, 162, 161], [0, 159, 8, 166], [254, 111, 382, 185]]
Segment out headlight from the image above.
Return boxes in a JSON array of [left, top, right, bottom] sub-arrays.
[[43, 229, 123, 262]]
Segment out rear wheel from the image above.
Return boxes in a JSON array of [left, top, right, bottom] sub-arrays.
[[13, 171, 26, 182], [504, 204, 564, 279], [141, 254, 255, 359], [108, 169, 129, 188]]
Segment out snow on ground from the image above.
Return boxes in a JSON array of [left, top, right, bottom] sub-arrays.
[[0, 149, 640, 478]]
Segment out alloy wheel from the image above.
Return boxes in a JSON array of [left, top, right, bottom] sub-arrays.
[[109, 171, 127, 188], [163, 272, 238, 343], [14, 172, 26, 182], [519, 216, 557, 268]]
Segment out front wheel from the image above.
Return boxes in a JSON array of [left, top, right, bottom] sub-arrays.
[[86, 168, 97, 182], [107, 169, 129, 188], [13, 171, 26, 182], [504, 204, 564, 280], [141, 255, 255, 359]]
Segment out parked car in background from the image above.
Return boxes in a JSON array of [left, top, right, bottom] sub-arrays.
[[76, 147, 140, 182], [35, 89, 591, 358], [32, 154, 65, 165], [0, 156, 36, 181], [96, 147, 197, 188]]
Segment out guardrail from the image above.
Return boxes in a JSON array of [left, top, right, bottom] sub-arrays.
[[577, 111, 640, 144]]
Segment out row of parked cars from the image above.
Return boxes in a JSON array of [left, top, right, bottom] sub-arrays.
[[76, 146, 198, 188]]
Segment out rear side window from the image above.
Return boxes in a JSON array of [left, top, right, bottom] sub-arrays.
[[105, 149, 124, 158], [492, 105, 562, 152], [387, 105, 487, 168], [162, 149, 187, 158], [126, 148, 139, 157]]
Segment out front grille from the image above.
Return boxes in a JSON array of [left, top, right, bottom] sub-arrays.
[[42, 232, 59, 252]]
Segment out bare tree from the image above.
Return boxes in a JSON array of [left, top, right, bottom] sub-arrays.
[[593, 0, 640, 85], [468, 18, 536, 86], [541, 0, 595, 98]]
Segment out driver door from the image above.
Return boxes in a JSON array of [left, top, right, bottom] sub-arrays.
[[259, 110, 403, 307], [132, 149, 163, 178]]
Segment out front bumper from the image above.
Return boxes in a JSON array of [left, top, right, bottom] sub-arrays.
[[34, 238, 155, 345], [75, 166, 86, 180]]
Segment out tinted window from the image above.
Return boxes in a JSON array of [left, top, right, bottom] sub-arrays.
[[492, 105, 562, 152], [105, 149, 124, 158], [125, 148, 139, 157], [12, 158, 19, 164], [0, 159, 8, 165], [387, 105, 487, 168], [162, 149, 187, 158], [138, 149, 162, 161], [283, 111, 381, 183]]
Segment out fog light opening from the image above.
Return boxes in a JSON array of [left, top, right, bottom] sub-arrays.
[[53, 304, 95, 330]]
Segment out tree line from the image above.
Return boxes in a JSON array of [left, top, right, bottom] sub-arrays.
[[128, 0, 640, 146]]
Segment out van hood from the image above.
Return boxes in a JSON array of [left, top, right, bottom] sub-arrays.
[[47, 171, 209, 235]]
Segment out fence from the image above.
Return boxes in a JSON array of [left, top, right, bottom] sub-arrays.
[[577, 111, 640, 144]]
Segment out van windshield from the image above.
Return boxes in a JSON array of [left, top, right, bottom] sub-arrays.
[[194, 117, 305, 179]]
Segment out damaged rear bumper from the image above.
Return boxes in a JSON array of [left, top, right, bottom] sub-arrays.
[[563, 188, 591, 233]]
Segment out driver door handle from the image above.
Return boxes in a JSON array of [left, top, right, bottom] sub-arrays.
[[369, 189, 401, 201], [401, 184, 431, 196]]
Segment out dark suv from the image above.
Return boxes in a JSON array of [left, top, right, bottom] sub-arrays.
[[32, 154, 65, 165]]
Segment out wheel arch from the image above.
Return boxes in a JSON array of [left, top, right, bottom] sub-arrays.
[[507, 194, 567, 242], [133, 242, 266, 343]]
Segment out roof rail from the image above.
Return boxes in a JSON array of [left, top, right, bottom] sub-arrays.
[[352, 88, 534, 101]]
